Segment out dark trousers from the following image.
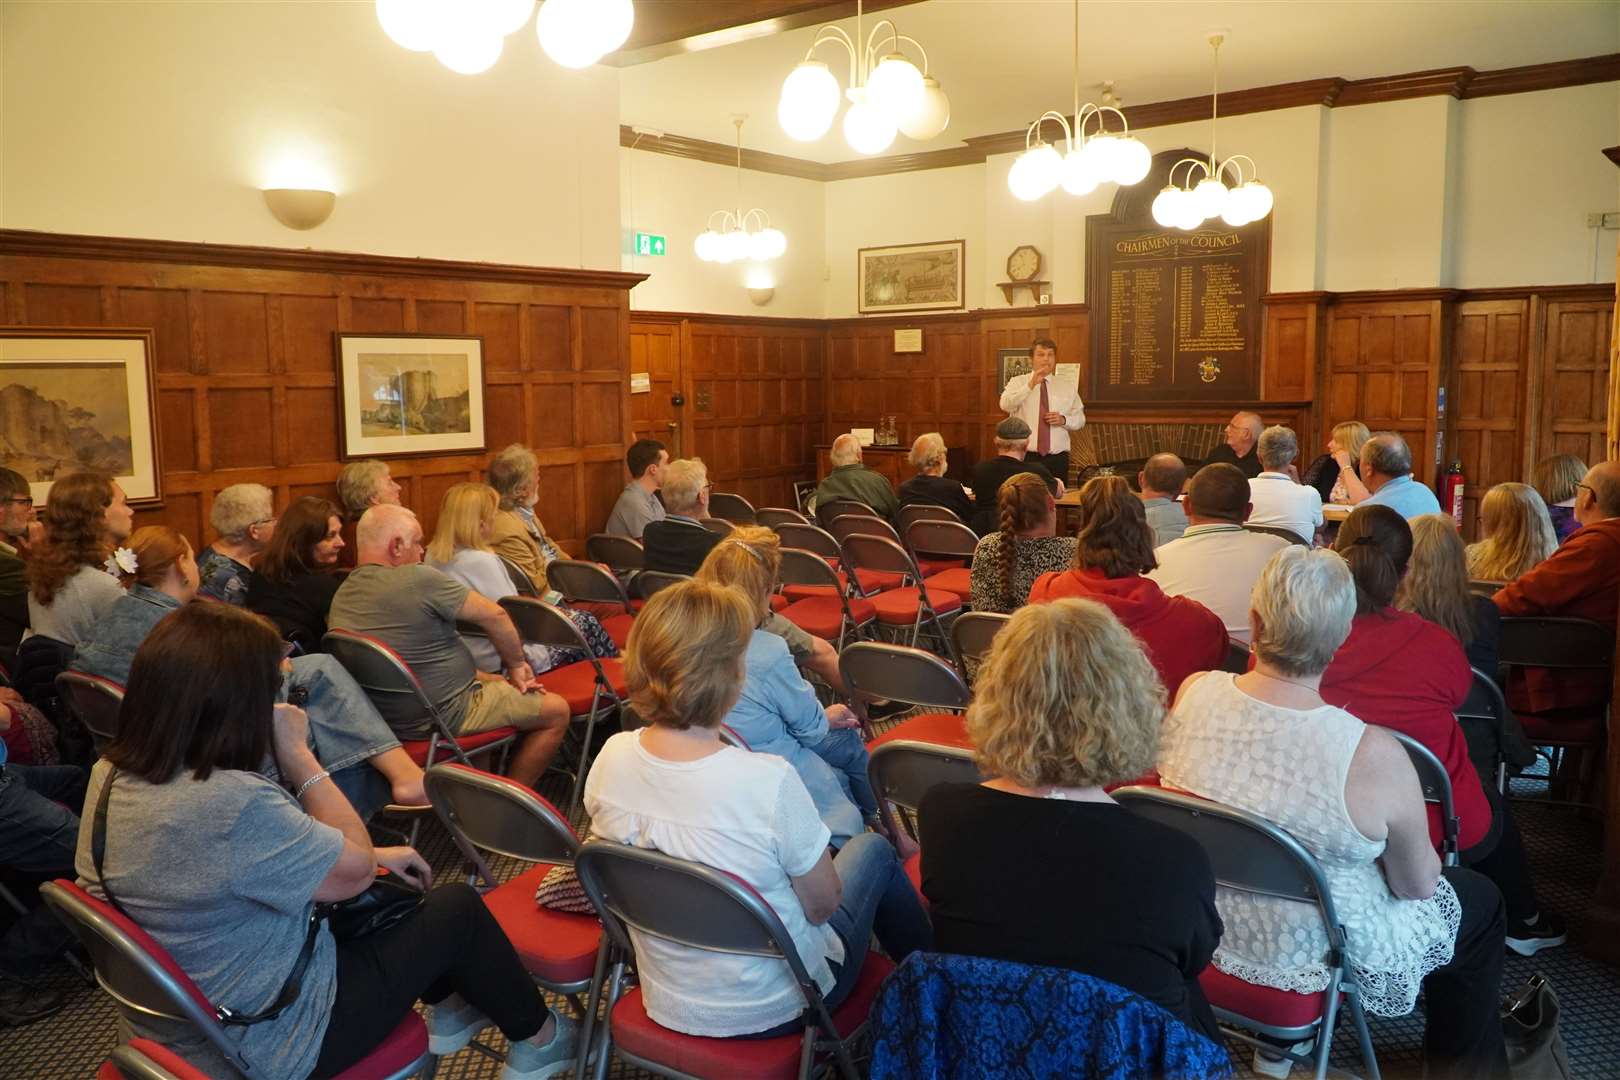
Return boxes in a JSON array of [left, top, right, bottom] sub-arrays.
[[310, 884, 549, 1078], [1422, 867, 1509, 1078], [0, 764, 85, 977], [1026, 451, 1070, 486], [1462, 788, 1539, 926]]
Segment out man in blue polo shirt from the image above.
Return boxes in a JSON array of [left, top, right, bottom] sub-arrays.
[[1359, 432, 1442, 520]]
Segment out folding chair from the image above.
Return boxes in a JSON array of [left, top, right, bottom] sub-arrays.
[[904, 519, 977, 601], [587, 534, 645, 574], [1244, 523, 1310, 546], [1381, 729, 1460, 866], [0, 878, 93, 983], [949, 611, 1010, 680], [499, 554, 540, 597], [42, 881, 429, 1080], [1497, 616, 1614, 804], [817, 497, 874, 529], [829, 513, 900, 547], [633, 570, 690, 601], [100, 1040, 208, 1080], [897, 504, 961, 530], [842, 641, 972, 751], [574, 841, 891, 1080], [1111, 787, 1380, 1080], [867, 739, 982, 903], [1221, 638, 1251, 675], [1455, 667, 1523, 795], [707, 492, 758, 526], [1467, 579, 1506, 599], [839, 534, 962, 652], [757, 507, 810, 529], [777, 547, 876, 650], [702, 517, 736, 537], [545, 558, 638, 650], [56, 671, 126, 754], [499, 597, 627, 819], [776, 524, 901, 598]]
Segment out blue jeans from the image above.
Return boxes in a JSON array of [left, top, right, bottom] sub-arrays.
[[809, 728, 878, 818], [267, 656, 401, 820], [0, 764, 85, 976]]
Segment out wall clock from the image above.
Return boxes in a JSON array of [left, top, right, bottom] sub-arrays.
[[997, 244, 1050, 305]]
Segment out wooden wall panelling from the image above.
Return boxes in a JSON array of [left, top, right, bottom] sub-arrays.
[[825, 313, 984, 463], [1450, 298, 1530, 538], [1533, 294, 1614, 471]]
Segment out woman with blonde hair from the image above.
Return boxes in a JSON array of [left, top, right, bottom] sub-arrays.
[[26, 471, 135, 645], [584, 579, 929, 1038], [968, 472, 1075, 613], [920, 598, 1221, 1039], [1530, 453, 1586, 543], [897, 432, 972, 524], [1303, 420, 1372, 505], [1398, 514, 1500, 676], [696, 527, 875, 845], [1465, 483, 1556, 582]]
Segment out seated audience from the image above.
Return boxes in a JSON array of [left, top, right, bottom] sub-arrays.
[[328, 505, 570, 788], [76, 602, 577, 1078], [334, 459, 401, 569], [197, 482, 276, 605], [815, 433, 899, 524], [1204, 411, 1263, 478], [921, 598, 1221, 1040], [968, 417, 1060, 535], [1247, 426, 1323, 543], [968, 472, 1076, 614], [1028, 475, 1225, 692], [584, 579, 930, 1038], [1148, 463, 1289, 643], [1531, 453, 1587, 544], [642, 457, 722, 575], [245, 496, 346, 650], [26, 471, 134, 647], [1399, 515, 1502, 679], [0, 466, 39, 558], [1302, 420, 1372, 506], [898, 432, 972, 524], [0, 468, 34, 662], [1465, 482, 1556, 582], [1137, 453, 1188, 547], [487, 444, 567, 598], [1494, 459, 1620, 715], [1360, 432, 1442, 519], [1159, 547, 1507, 1078], [604, 438, 668, 539], [696, 528, 874, 845]]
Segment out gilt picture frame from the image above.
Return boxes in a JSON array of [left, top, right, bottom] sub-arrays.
[[335, 333, 486, 460], [858, 239, 967, 314]]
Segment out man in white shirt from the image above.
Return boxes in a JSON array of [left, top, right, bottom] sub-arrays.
[[1247, 426, 1323, 543], [998, 338, 1085, 486], [1149, 463, 1290, 644]]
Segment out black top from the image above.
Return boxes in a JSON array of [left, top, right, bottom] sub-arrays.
[[968, 456, 1059, 535], [1466, 594, 1501, 679], [1204, 443, 1262, 479], [641, 516, 722, 576], [246, 569, 342, 651], [897, 474, 974, 526], [0, 546, 28, 663], [919, 783, 1223, 1039], [1301, 452, 1354, 504]]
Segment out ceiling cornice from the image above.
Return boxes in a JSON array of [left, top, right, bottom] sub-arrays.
[[623, 52, 1620, 183]]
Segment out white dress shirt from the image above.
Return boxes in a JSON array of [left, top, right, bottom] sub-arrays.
[[1147, 523, 1291, 643], [999, 373, 1085, 455], [1247, 472, 1324, 543]]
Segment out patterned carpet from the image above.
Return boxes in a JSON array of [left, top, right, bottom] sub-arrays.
[[4, 744, 1618, 1079]]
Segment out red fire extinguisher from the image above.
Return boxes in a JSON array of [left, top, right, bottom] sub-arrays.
[[1442, 461, 1465, 529]]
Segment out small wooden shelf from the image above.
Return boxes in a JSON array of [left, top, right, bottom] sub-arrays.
[[996, 280, 1050, 305]]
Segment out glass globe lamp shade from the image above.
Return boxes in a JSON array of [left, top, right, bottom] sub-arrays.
[[694, 231, 720, 261], [778, 61, 840, 141], [1237, 180, 1274, 221], [758, 227, 787, 259], [1008, 142, 1061, 202], [866, 54, 925, 123], [1058, 148, 1098, 196], [593, 0, 634, 55], [1080, 133, 1121, 182], [1113, 136, 1152, 186], [1175, 197, 1206, 231], [1151, 186, 1184, 228], [897, 76, 950, 140], [721, 229, 752, 264], [376, 0, 441, 51], [536, 0, 605, 68], [434, 28, 504, 74], [1219, 201, 1253, 228], [746, 230, 773, 262], [472, 0, 535, 37], [843, 97, 898, 155], [1192, 176, 1228, 219]]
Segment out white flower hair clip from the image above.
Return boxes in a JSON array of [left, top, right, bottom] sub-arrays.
[[104, 547, 138, 577]]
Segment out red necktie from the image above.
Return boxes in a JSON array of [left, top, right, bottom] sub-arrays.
[[1036, 380, 1051, 454]]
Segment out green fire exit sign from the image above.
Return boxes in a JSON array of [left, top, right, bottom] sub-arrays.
[[635, 232, 666, 256]]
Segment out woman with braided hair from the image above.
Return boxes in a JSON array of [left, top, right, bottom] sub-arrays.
[[967, 472, 1075, 614]]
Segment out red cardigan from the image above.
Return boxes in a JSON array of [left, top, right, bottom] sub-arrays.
[[1320, 609, 1490, 852], [1027, 568, 1228, 694]]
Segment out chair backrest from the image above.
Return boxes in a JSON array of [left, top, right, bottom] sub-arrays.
[[818, 498, 874, 528], [586, 533, 644, 572], [543, 558, 633, 612], [701, 517, 736, 536], [868, 740, 982, 823], [424, 763, 580, 885], [830, 513, 900, 546], [1243, 523, 1310, 546], [841, 532, 921, 583], [897, 503, 962, 531], [719, 723, 752, 750], [499, 596, 595, 656], [1456, 667, 1514, 793], [757, 507, 810, 528], [778, 546, 844, 592], [322, 628, 438, 730], [634, 570, 690, 600], [1219, 637, 1249, 675], [775, 522, 841, 562], [905, 519, 977, 562], [839, 641, 970, 711], [1498, 616, 1614, 670], [950, 612, 1010, 669], [498, 554, 540, 597], [1467, 578, 1506, 598], [56, 671, 126, 752], [1381, 728, 1460, 864], [707, 492, 757, 526]]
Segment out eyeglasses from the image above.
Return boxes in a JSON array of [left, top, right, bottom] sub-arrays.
[[1575, 483, 1596, 498], [250, 516, 277, 528]]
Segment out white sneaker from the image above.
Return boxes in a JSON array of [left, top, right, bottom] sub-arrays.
[[428, 994, 495, 1055], [500, 1012, 581, 1080], [1252, 1038, 1314, 1079]]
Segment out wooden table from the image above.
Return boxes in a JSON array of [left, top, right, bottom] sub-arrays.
[[1323, 504, 1352, 523]]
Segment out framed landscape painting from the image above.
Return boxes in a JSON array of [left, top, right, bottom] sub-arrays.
[[335, 333, 486, 459], [0, 328, 162, 506], [858, 239, 966, 314]]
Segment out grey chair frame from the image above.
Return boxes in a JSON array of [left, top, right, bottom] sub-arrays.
[[817, 497, 874, 529], [829, 513, 901, 547], [633, 570, 690, 601], [948, 611, 1010, 679], [757, 507, 811, 528], [587, 534, 645, 573], [1467, 579, 1507, 599], [1455, 667, 1520, 794], [778, 547, 873, 651], [867, 738, 982, 843], [1496, 615, 1614, 803], [1110, 786, 1380, 1080], [839, 533, 957, 651], [701, 517, 736, 536], [574, 841, 865, 1080], [838, 641, 970, 713], [104, 1043, 191, 1080], [1381, 729, 1460, 866], [545, 558, 635, 615], [499, 554, 540, 597], [1243, 523, 1311, 546], [904, 519, 977, 575], [896, 504, 961, 530], [707, 492, 757, 526], [56, 670, 126, 754]]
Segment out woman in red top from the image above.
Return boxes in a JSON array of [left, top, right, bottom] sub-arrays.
[[1325, 505, 1564, 954], [1028, 476, 1226, 693]]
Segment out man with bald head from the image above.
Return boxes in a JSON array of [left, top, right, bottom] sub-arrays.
[[1137, 452, 1188, 547], [814, 432, 899, 525], [328, 503, 571, 787], [1204, 411, 1264, 478], [1359, 431, 1442, 519]]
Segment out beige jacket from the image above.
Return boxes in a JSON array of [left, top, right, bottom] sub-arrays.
[[490, 508, 549, 593]]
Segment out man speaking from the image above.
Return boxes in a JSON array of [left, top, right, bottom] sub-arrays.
[[998, 337, 1085, 484]]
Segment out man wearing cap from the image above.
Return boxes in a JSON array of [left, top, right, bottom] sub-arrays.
[[998, 338, 1085, 485], [968, 416, 1064, 535]]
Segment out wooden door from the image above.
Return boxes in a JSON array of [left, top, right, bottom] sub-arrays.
[[628, 317, 685, 459], [1535, 296, 1613, 469]]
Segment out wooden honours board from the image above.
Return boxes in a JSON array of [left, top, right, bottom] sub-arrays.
[[1085, 215, 1268, 403]]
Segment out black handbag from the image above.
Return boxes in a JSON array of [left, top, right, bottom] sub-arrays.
[[1502, 974, 1570, 1080], [319, 872, 424, 941]]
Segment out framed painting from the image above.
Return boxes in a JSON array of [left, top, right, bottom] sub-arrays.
[[996, 347, 1033, 394], [858, 239, 966, 315], [0, 328, 163, 506], [335, 333, 486, 459]]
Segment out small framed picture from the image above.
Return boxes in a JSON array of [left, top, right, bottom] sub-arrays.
[[335, 334, 486, 459], [0, 327, 163, 505], [996, 347, 1033, 394], [858, 239, 966, 315]]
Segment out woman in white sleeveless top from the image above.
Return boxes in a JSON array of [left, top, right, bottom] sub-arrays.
[[1158, 547, 1507, 1078]]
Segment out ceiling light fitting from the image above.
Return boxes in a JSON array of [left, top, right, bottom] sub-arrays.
[[777, 0, 949, 155], [374, 0, 632, 74], [1008, 0, 1150, 202], [1151, 33, 1274, 230], [695, 117, 787, 265]]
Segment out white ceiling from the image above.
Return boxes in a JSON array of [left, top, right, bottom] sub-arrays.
[[619, 0, 1620, 163]]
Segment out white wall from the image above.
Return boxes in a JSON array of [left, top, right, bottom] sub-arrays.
[[1, 1, 621, 269]]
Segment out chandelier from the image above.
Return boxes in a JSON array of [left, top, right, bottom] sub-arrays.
[[1151, 34, 1274, 230], [1007, 0, 1152, 202], [776, 0, 950, 155], [695, 118, 788, 264], [375, 0, 633, 74]]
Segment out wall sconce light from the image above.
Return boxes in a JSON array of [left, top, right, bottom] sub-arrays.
[[747, 286, 775, 306], [262, 188, 337, 230]]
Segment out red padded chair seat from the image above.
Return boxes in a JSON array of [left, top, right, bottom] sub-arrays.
[[903, 851, 925, 908], [334, 1013, 430, 1079], [768, 594, 790, 614], [870, 587, 962, 625], [782, 574, 849, 603], [401, 726, 516, 767], [867, 713, 970, 751], [779, 596, 876, 641], [1199, 966, 1329, 1030], [482, 866, 601, 985], [542, 658, 627, 715], [916, 557, 964, 577], [852, 568, 905, 594], [101, 1040, 206, 1080], [1517, 708, 1605, 744], [922, 568, 973, 601], [610, 952, 895, 1079], [601, 613, 635, 650]]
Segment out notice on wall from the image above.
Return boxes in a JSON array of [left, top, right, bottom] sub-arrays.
[[630, 372, 651, 394], [1085, 215, 1267, 402]]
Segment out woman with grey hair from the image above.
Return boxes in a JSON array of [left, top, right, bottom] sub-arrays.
[[1158, 547, 1507, 1077], [897, 432, 972, 524], [333, 460, 400, 570], [1246, 425, 1323, 543], [197, 483, 276, 605]]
